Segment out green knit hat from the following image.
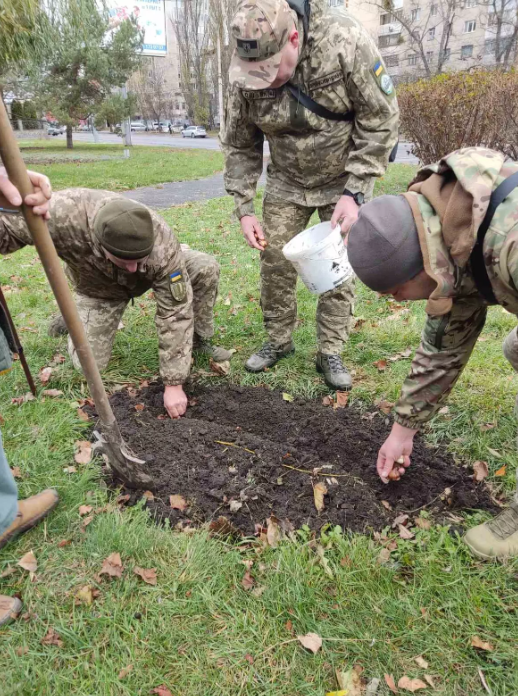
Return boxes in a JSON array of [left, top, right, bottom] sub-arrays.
[[94, 199, 155, 260]]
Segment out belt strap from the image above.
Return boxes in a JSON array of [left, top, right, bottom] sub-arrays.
[[286, 82, 354, 122], [470, 170, 518, 305]]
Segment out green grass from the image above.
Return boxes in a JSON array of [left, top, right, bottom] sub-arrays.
[[1, 163, 517, 694], [16, 140, 224, 191]]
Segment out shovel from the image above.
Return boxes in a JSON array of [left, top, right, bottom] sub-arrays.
[[0, 100, 152, 489]]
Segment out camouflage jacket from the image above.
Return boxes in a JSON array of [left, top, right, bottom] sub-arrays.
[[0, 189, 194, 386], [221, 0, 399, 218], [394, 148, 518, 428]]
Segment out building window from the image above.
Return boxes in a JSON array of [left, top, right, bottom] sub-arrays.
[[465, 0, 477, 6], [428, 27, 435, 39], [464, 19, 476, 32], [379, 34, 400, 47], [328, 0, 342, 6], [380, 13, 392, 25], [411, 8, 421, 20], [441, 47, 451, 61], [385, 54, 399, 67], [408, 53, 418, 65], [461, 44, 473, 57], [430, 4, 438, 15], [426, 50, 433, 61]]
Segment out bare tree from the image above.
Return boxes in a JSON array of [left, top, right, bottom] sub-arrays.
[[130, 57, 173, 124], [479, 0, 518, 67]]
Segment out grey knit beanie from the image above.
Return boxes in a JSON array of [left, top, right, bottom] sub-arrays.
[[348, 195, 424, 292]]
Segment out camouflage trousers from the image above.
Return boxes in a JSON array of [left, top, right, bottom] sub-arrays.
[[261, 194, 355, 354], [502, 326, 518, 502], [68, 247, 219, 371]]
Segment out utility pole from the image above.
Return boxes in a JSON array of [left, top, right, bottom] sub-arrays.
[[216, 31, 224, 131], [121, 84, 132, 146]]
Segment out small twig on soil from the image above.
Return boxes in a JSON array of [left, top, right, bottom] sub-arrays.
[[215, 440, 256, 455], [401, 483, 458, 515], [281, 463, 350, 478]]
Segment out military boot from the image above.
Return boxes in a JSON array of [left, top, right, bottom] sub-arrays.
[[316, 353, 352, 391], [0, 489, 59, 550], [503, 327, 518, 370], [0, 596, 22, 627], [193, 334, 234, 362], [464, 502, 518, 560], [48, 314, 68, 337], [245, 341, 294, 372]]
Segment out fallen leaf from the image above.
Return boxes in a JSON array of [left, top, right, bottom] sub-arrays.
[[366, 678, 381, 695], [170, 494, 188, 511], [473, 461, 489, 482], [0, 566, 16, 578], [39, 367, 53, 384], [381, 500, 392, 511], [373, 359, 388, 372], [11, 393, 35, 405], [18, 550, 37, 572], [384, 673, 398, 693], [134, 403, 145, 411], [266, 515, 281, 548], [57, 539, 72, 548], [414, 517, 432, 530], [378, 548, 392, 564], [42, 389, 63, 398], [376, 400, 394, 415], [50, 353, 66, 365], [16, 646, 28, 656], [74, 440, 92, 465], [398, 524, 415, 540], [142, 490, 154, 501], [134, 566, 157, 586], [242, 570, 255, 590], [151, 687, 173, 696], [244, 653, 254, 664], [78, 505, 93, 516], [313, 481, 328, 512], [322, 395, 334, 407], [208, 516, 242, 539], [335, 391, 349, 409], [75, 585, 95, 605], [229, 500, 243, 513], [285, 619, 293, 632], [398, 676, 427, 692], [414, 656, 429, 669], [282, 392, 294, 402], [41, 628, 64, 648], [99, 552, 123, 579], [10, 466, 22, 479], [424, 675, 435, 688], [393, 513, 409, 527], [77, 408, 89, 421], [495, 465, 507, 477], [251, 585, 266, 598], [336, 666, 362, 695], [297, 632, 322, 654], [118, 664, 133, 679], [63, 466, 77, 474], [209, 358, 230, 376], [471, 635, 494, 651]]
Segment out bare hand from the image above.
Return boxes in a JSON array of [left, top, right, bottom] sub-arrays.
[[240, 214, 267, 251], [331, 195, 360, 235], [377, 422, 417, 483], [0, 167, 52, 219], [164, 384, 188, 419]]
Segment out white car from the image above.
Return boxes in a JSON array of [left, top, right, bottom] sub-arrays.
[[181, 126, 207, 138], [130, 122, 146, 131]]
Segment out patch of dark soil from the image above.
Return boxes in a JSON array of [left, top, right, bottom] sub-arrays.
[[100, 384, 496, 535]]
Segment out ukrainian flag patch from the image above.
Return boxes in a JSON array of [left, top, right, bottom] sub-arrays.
[[374, 61, 383, 77], [170, 270, 187, 302], [373, 61, 394, 97], [170, 270, 183, 283]]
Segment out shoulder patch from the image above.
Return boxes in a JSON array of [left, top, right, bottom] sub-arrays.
[[170, 271, 187, 302], [373, 61, 394, 96]]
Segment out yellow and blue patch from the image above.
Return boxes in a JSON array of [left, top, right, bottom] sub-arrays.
[[169, 270, 187, 302], [374, 61, 384, 77], [372, 60, 394, 97]]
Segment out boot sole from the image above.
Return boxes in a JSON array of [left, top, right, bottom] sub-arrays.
[[0, 496, 59, 551], [315, 362, 352, 391], [245, 349, 295, 373]]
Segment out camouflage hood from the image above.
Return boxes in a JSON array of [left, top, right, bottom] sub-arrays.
[[402, 147, 507, 316]]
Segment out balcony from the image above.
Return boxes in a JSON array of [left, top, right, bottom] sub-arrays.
[[379, 21, 402, 35]]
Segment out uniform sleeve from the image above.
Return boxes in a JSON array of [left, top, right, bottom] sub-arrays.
[[0, 212, 34, 255], [341, 26, 399, 194], [219, 84, 265, 219], [393, 294, 487, 428], [151, 219, 194, 386]]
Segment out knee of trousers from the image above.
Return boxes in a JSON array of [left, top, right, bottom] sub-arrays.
[[68, 339, 111, 372]]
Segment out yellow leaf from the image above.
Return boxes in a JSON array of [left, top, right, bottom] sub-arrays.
[[282, 392, 294, 402], [313, 482, 328, 512], [75, 585, 95, 605], [495, 465, 507, 477]]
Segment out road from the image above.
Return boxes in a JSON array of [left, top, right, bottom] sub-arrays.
[[73, 131, 418, 164]]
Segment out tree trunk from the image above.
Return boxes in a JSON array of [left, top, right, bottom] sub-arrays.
[[66, 124, 73, 149]]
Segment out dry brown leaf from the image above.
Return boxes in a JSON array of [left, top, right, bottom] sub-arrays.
[[18, 550, 37, 572], [285, 619, 293, 632], [16, 646, 28, 656], [209, 358, 230, 376], [322, 395, 334, 407], [229, 500, 243, 512], [378, 548, 392, 564], [384, 673, 398, 693], [134, 403, 145, 411], [398, 676, 427, 692], [313, 481, 327, 513], [473, 461, 489, 482], [142, 490, 155, 501], [398, 524, 415, 540], [242, 570, 255, 590], [170, 494, 188, 511], [471, 635, 494, 651], [414, 656, 429, 669], [251, 585, 266, 598], [335, 391, 349, 409], [99, 552, 123, 579], [495, 465, 507, 477], [41, 628, 64, 648], [118, 664, 133, 679], [151, 687, 173, 696], [63, 466, 77, 474], [373, 359, 388, 372], [208, 516, 242, 539], [74, 440, 92, 465], [266, 516, 281, 548], [75, 585, 95, 605], [39, 367, 53, 384], [80, 515, 94, 532], [134, 566, 157, 586], [42, 389, 63, 398], [336, 666, 363, 695], [57, 539, 72, 548], [244, 653, 254, 664], [77, 408, 89, 422], [376, 399, 394, 415], [424, 675, 435, 688], [297, 632, 322, 654], [0, 566, 16, 578], [381, 500, 392, 511], [10, 466, 22, 479], [414, 517, 432, 531], [50, 353, 66, 365], [78, 505, 93, 516]]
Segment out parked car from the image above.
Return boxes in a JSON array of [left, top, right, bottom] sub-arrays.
[[130, 121, 146, 131], [47, 125, 64, 136], [181, 126, 207, 138], [153, 121, 171, 132]]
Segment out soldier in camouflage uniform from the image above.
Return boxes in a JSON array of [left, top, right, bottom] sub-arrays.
[[221, 0, 399, 389], [347, 146, 518, 560], [0, 188, 232, 419]]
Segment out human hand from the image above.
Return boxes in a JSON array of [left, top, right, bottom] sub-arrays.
[[240, 215, 267, 251], [377, 422, 417, 483], [331, 195, 360, 235], [0, 167, 52, 219], [164, 384, 188, 419]]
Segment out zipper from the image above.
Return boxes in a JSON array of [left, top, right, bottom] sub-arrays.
[[435, 314, 450, 350]]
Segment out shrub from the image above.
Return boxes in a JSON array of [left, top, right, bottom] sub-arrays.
[[398, 69, 518, 164]]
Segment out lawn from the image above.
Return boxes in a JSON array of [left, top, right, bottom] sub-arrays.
[[0, 163, 517, 695], [17, 140, 224, 191]]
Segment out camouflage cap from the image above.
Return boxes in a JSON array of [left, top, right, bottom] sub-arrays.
[[94, 199, 155, 260], [229, 0, 296, 90]]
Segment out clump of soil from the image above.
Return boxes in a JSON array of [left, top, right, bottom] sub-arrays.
[[102, 384, 496, 535]]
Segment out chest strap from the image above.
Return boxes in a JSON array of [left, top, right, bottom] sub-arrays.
[[286, 82, 354, 122], [470, 170, 518, 305]]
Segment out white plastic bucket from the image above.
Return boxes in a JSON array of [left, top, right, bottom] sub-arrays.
[[282, 221, 354, 295]]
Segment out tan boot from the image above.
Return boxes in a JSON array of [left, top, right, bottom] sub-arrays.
[[0, 596, 22, 627], [464, 503, 518, 560], [193, 335, 234, 363], [0, 489, 59, 550]]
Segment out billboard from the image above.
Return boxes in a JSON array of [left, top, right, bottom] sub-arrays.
[[107, 0, 167, 56]]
